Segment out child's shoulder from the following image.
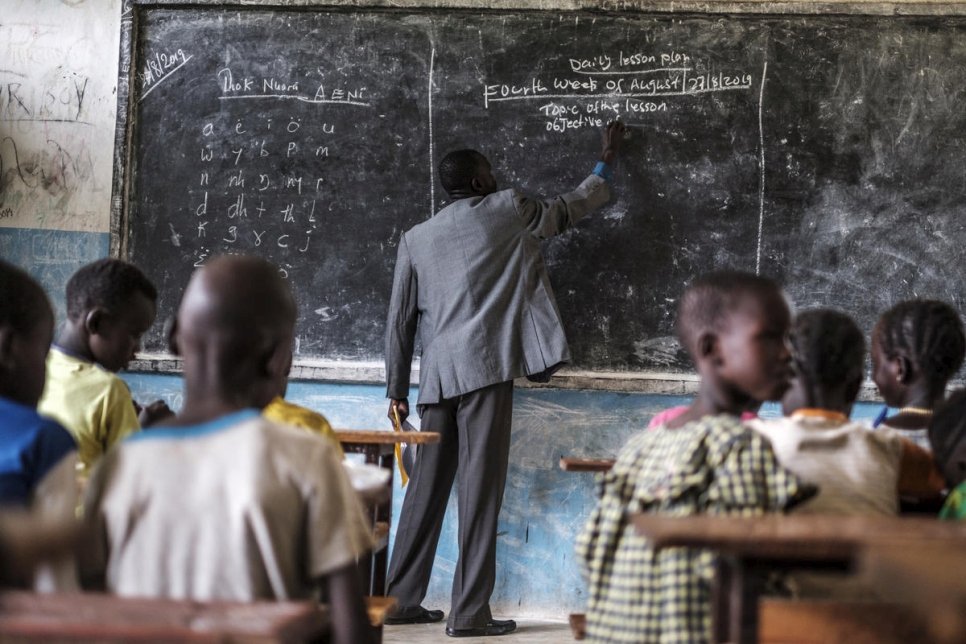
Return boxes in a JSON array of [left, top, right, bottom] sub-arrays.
[[47, 347, 126, 389], [616, 414, 750, 469], [263, 397, 329, 429], [257, 414, 341, 457], [0, 397, 75, 454]]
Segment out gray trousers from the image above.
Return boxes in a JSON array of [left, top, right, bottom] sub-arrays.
[[385, 380, 514, 629]]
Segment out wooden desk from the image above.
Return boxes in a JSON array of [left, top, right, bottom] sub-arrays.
[[558, 457, 614, 473], [0, 591, 327, 642], [633, 515, 966, 644], [863, 543, 966, 644], [336, 429, 440, 596]]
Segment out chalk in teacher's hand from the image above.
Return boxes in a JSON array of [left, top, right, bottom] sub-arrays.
[[608, 120, 629, 137]]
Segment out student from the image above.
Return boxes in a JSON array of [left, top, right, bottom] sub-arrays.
[[262, 352, 343, 456], [38, 258, 171, 474], [0, 260, 76, 507], [871, 299, 966, 449], [80, 255, 375, 644], [577, 271, 811, 643], [262, 359, 390, 500], [929, 389, 966, 519], [750, 309, 944, 518]]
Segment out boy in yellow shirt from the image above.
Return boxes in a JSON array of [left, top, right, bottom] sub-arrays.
[[38, 259, 170, 474], [262, 352, 343, 456]]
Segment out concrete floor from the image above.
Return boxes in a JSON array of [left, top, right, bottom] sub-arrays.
[[383, 619, 572, 643]]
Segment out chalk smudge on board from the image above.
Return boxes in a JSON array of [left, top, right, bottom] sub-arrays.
[[633, 335, 680, 367]]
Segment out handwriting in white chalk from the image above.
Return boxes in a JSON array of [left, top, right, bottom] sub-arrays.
[[138, 49, 193, 101], [483, 48, 754, 132], [217, 67, 370, 107]]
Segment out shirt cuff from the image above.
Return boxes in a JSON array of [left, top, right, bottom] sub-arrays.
[[592, 161, 614, 182]]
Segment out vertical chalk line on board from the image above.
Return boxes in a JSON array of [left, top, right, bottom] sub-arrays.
[[756, 61, 768, 275], [428, 46, 436, 217]]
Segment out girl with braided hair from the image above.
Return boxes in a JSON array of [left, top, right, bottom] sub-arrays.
[[871, 299, 966, 450]]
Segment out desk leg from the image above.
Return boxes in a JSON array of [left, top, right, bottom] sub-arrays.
[[357, 446, 380, 595], [372, 452, 394, 597], [712, 555, 762, 644]]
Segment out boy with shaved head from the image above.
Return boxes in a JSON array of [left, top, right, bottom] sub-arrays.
[[81, 255, 375, 644]]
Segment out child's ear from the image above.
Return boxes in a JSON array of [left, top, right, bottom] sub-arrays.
[[470, 177, 484, 194], [262, 339, 290, 381], [84, 308, 108, 336], [166, 317, 180, 356], [895, 354, 914, 385], [0, 327, 15, 370], [697, 332, 722, 366], [844, 371, 863, 403]]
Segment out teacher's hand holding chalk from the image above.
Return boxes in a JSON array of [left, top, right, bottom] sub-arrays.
[[601, 120, 626, 165]]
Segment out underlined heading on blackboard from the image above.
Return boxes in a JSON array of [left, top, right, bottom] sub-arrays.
[[217, 67, 370, 107]]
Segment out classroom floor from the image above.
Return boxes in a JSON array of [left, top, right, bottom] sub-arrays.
[[383, 619, 572, 643]]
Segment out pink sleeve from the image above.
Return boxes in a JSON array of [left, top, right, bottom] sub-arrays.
[[647, 406, 689, 429]]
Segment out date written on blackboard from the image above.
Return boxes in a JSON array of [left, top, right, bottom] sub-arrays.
[[483, 49, 754, 131], [138, 49, 192, 102]]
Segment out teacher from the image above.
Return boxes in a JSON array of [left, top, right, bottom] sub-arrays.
[[384, 121, 625, 638]]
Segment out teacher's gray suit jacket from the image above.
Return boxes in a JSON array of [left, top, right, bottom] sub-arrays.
[[385, 173, 610, 405]]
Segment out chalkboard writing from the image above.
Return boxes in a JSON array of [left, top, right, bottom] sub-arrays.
[[125, 9, 966, 374]]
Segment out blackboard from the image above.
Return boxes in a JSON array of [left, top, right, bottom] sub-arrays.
[[123, 6, 966, 375]]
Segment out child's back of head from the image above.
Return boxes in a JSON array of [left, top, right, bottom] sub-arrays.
[[782, 308, 865, 415], [172, 254, 297, 419], [873, 299, 965, 407]]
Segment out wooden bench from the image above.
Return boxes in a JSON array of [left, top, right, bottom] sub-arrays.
[[336, 429, 440, 596], [0, 593, 402, 643], [0, 591, 328, 642], [758, 598, 931, 644], [632, 514, 966, 644], [861, 543, 966, 644]]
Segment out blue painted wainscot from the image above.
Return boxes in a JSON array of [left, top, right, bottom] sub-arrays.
[[0, 228, 110, 320]]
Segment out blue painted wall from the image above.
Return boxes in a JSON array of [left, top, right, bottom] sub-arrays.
[[124, 371, 885, 617], [0, 228, 110, 320]]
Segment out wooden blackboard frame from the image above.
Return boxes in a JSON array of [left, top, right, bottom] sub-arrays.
[[112, 0, 966, 396]]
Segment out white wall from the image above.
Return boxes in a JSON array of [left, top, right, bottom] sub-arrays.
[[0, 0, 121, 233]]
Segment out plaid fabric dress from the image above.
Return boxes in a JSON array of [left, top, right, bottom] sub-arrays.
[[576, 414, 811, 643]]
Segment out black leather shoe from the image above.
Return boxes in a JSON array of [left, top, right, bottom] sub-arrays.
[[384, 606, 445, 625], [446, 619, 517, 637]]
